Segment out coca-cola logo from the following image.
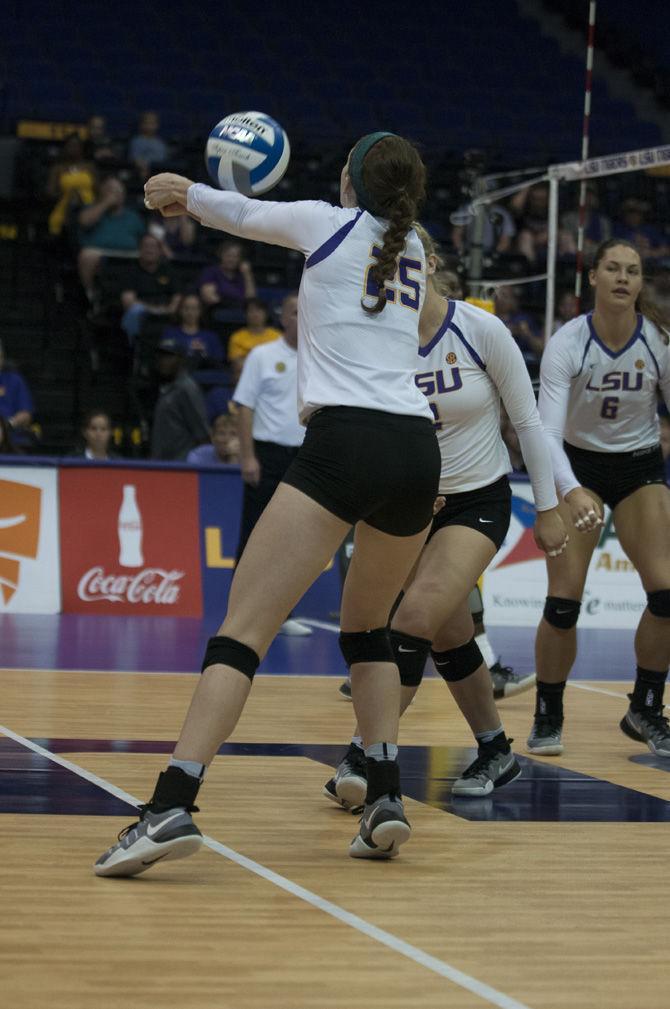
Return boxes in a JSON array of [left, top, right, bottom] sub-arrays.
[[77, 566, 184, 605]]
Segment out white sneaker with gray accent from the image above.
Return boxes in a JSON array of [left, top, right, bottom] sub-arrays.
[[349, 794, 411, 859], [94, 807, 203, 877], [489, 662, 536, 700], [620, 704, 670, 757], [452, 741, 521, 797], [526, 716, 564, 755]]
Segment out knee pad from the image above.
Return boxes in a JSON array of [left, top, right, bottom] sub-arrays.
[[201, 635, 260, 681], [543, 596, 581, 630], [431, 636, 483, 682], [339, 627, 394, 668], [647, 589, 670, 618], [390, 630, 431, 687]]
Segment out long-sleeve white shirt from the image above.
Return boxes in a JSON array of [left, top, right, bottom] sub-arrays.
[[538, 312, 670, 497], [417, 299, 557, 509], [187, 184, 432, 424]]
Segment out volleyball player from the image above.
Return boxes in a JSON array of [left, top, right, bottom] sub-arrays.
[[325, 226, 568, 810], [94, 133, 441, 875], [527, 238, 670, 755]]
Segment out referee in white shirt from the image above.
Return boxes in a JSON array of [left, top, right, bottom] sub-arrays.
[[233, 292, 310, 636]]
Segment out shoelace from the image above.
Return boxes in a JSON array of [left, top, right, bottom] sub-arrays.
[[116, 803, 200, 842], [491, 662, 515, 680], [640, 709, 670, 734], [534, 716, 562, 738], [462, 739, 513, 778]]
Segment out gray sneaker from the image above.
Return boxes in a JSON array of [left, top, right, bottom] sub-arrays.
[[452, 741, 521, 797], [94, 807, 203, 877], [620, 704, 670, 757], [349, 794, 411, 859], [322, 742, 367, 811], [526, 716, 564, 755], [490, 662, 536, 700]]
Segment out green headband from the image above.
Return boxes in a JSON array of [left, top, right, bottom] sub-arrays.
[[349, 131, 397, 214]]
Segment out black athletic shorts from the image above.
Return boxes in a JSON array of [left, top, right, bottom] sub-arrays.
[[564, 441, 666, 510], [427, 475, 512, 550], [282, 406, 440, 536]]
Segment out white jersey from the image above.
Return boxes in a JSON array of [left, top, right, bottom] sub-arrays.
[[539, 312, 670, 497], [418, 300, 557, 510], [188, 185, 431, 424], [233, 337, 304, 447]]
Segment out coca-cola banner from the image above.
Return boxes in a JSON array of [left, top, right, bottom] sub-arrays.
[[0, 466, 61, 613], [60, 468, 202, 617]]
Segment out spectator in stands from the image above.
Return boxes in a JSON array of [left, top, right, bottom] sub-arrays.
[[205, 385, 235, 425], [0, 339, 34, 436], [120, 234, 180, 345], [198, 240, 256, 318], [47, 133, 96, 237], [128, 111, 169, 180], [648, 259, 670, 316], [613, 197, 668, 260], [451, 201, 515, 256], [494, 285, 544, 366], [558, 183, 612, 260], [186, 412, 240, 466], [77, 177, 145, 294], [511, 183, 549, 267], [83, 115, 118, 166], [228, 298, 281, 379], [161, 293, 224, 367], [71, 409, 118, 460], [150, 337, 209, 460], [552, 288, 579, 333], [0, 416, 20, 454], [149, 211, 198, 259]]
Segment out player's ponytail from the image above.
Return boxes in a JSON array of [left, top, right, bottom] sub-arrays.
[[349, 134, 426, 315]]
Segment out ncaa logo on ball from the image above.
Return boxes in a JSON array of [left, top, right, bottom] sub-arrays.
[[206, 111, 290, 197]]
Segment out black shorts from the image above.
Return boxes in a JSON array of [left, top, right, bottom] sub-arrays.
[[564, 441, 666, 510], [427, 475, 512, 550], [282, 406, 440, 536]]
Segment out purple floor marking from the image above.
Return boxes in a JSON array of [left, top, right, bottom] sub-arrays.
[[0, 612, 637, 681]]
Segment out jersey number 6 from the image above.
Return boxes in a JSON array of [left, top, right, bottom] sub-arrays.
[[601, 396, 619, 419], [364, 245, 422, 310]]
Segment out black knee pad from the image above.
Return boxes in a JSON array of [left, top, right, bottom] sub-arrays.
[[543, 596, 581, 630], [390, 630, 431, 687], [431, 636, 483, 682], [201, 635, 260, 681], [339, 627, 394, 668], [647, 589, 670, 618]]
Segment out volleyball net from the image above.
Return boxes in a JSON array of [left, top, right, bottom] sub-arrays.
[[460, 142, 670, 344]]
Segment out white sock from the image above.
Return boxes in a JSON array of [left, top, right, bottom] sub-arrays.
[[364, 741, 398, 761], [351, 735, 363, 749], [476, 631, 496, 668], [170, 757, 206, 780]]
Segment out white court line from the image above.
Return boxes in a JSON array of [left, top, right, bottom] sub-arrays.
[[299, 617, 340, 632], [0, 722, 533, 1009], [568, 682, 629, 701]]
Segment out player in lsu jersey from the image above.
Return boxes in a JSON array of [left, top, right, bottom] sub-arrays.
[[325, 225, 568, 809], [527, 238, 670, 757], [95, 132, 441, 876]]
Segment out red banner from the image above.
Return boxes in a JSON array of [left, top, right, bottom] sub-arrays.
[[60, 469, 202, 617]]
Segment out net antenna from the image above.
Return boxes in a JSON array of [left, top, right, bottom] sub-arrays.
[[574, 0, 597, 311]]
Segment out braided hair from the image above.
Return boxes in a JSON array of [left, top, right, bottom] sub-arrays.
[[350, 135, 426, 315]]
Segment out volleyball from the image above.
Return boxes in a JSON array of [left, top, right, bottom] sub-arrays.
[[205, 111, 290, 196]]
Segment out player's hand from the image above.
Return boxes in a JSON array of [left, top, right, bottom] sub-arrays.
[[144, 173, 194, 212], [241, 455, 261, 486], [533, 507, 569, 558], [564, 487, 603, 533], [432, 495, 446, 515]]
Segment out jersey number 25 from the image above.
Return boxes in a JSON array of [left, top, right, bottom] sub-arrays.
[[364, 245, 422, 310]]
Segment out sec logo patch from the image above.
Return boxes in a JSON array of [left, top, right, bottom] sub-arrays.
[[275, 362, 286, 373], [446, 352, 457, 365]]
